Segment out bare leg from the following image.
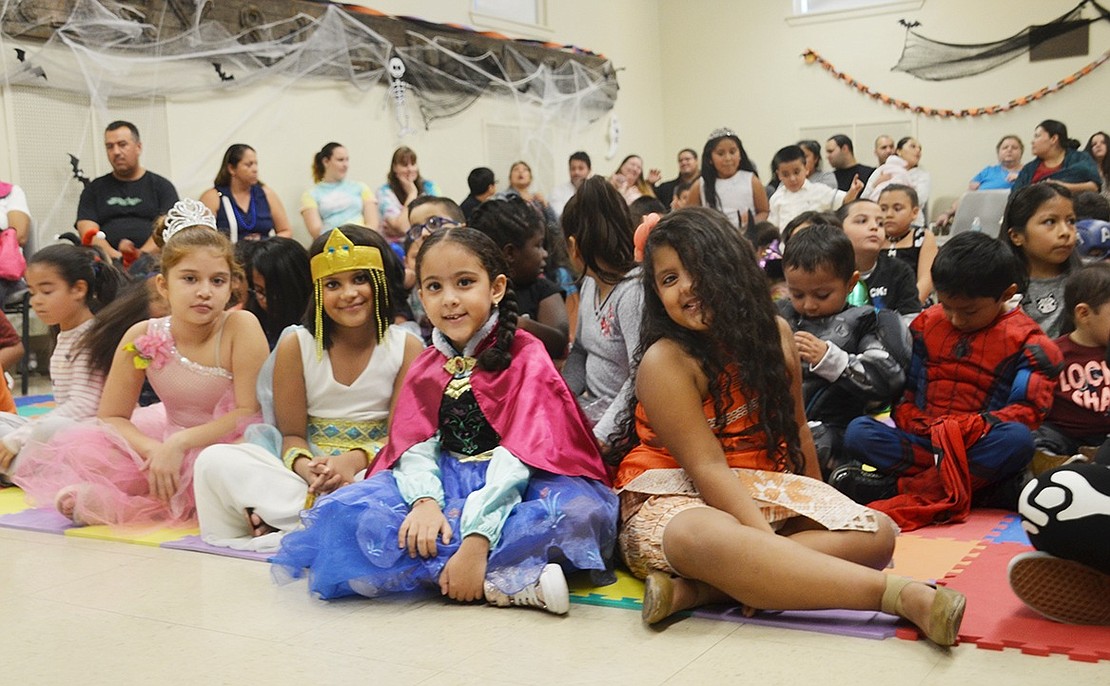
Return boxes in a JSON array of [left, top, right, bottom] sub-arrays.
[[657, 507, 944, 639], [779, 515, 897, 570]]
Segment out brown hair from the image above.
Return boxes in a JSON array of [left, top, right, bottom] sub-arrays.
[[153, 222, 237, 278]]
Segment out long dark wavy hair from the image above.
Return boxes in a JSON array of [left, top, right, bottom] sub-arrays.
[[608, 207, 803, 472]]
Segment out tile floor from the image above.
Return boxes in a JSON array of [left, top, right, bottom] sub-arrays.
[[3, 525, 1109, 683], [2, 376, 1106, 683]]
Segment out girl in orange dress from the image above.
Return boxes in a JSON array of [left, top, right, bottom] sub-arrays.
[[610, 207, 965, 646]]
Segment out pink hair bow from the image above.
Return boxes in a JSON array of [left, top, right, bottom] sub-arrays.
[[633, 212, 662, 262]]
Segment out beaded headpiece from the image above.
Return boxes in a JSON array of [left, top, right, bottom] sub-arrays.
[[707, 127, 737, 141], [164, 198, 217, 243], [309, 227, 390, 358]]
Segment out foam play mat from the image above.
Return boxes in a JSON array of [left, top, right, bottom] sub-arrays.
[[5, 392, 1106, 657]]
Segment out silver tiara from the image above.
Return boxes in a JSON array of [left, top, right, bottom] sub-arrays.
[[164, 198, 217, 243], [708, 127, 737, 140]]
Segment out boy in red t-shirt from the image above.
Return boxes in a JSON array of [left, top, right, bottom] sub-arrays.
[[1034, 263, 1110, 467]]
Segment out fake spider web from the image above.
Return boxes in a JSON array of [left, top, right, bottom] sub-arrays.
[[0, 0, 618, 240]]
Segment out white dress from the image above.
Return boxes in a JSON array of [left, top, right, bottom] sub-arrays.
[[193, 325, 410, 551], [703, 171, 755, 229]]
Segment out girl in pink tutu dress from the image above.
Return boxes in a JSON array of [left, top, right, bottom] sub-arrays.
[[14, 199, 269, 527]]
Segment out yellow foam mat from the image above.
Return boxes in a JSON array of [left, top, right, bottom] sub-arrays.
[[64, 523, 200, 546], [0, 487, 31, 514]]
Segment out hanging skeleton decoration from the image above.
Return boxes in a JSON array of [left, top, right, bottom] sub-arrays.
[[387, 56, 414, 137]]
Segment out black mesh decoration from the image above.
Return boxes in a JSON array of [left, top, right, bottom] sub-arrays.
[[892, 0, 1110, 81]]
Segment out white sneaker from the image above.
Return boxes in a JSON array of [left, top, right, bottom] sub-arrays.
[[485, 563, 569, 615]]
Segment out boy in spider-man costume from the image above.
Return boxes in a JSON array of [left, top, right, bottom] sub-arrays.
[[836, 233, 1062, 528]]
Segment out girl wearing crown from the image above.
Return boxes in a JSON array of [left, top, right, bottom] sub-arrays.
[[193, 225, 422, 551], [14, 199, 270, 527]]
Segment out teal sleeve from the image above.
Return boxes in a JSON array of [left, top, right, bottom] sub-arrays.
[[459, 446, 530, 547], [393, 437, 445, 508]]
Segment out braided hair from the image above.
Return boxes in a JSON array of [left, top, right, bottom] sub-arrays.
[[416, 227, 519, 372]]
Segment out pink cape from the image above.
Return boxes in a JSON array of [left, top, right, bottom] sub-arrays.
[[370, 329, 610, 484]]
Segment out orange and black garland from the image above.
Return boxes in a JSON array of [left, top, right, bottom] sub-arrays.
[[802, 48, 1109, 118]]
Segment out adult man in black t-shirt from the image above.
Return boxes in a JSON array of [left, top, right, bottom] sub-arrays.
[[76, 120, 178, 260], [825, 134, 875, 192]]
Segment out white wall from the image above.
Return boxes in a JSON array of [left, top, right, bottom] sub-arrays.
[[3, 0, 1106, 241], [657, 0, 1110, 212], [1, 0, 667, 244]]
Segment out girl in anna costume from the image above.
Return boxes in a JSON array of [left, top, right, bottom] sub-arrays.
[[273, 228, 618, 613]]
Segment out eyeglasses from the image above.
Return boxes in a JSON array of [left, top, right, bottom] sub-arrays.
[[407, 215, 461, 243], [248, 287, 267, 303]]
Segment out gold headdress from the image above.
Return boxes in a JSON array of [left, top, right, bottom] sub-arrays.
[[310, 227, 390, 359]]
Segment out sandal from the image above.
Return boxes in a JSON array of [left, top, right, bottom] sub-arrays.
[[642, 572, 676, 625], [882, 575, 965, 647]]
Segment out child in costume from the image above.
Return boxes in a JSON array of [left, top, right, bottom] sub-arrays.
[[194, 225, 422, 551], [611, 207, 964, 647], [778, 224, 909, 477], [14, 199, 269, 526], [841, 232, 1062, 523], [273, 227, 618, 613], [0, 244, 124, 479]]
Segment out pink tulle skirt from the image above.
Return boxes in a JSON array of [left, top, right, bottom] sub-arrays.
[[13, 404, 256, 528]]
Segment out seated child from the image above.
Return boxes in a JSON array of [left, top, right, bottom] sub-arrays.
[[611, 207, 964, 647], [779, 225, 910, 477], [0, 311, 22, 416], [768, 146, 862, 230], [780, 210, 841, 245], [1011, 462, 1110, 624], [0, 245, 123, 480], [840, 232, 1063, 528], [13, 199, 269, 526], [404, 196, 468, 338], [1032, 263, 1110, 467], [670, 178, 695, 210], [240, 236, 312, 349], [272, 227, 617, 613], [1001, 183, 1080, 339], [1074, 190, 1110, 222], [878, 185, 937, 305], [471, 195, 569, 358], [561, 176, 643, 446], [838, 199, 922, 317], [193, 226, 423, 551]]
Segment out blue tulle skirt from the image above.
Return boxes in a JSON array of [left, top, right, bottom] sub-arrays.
[[271, 455, 619, 600]]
